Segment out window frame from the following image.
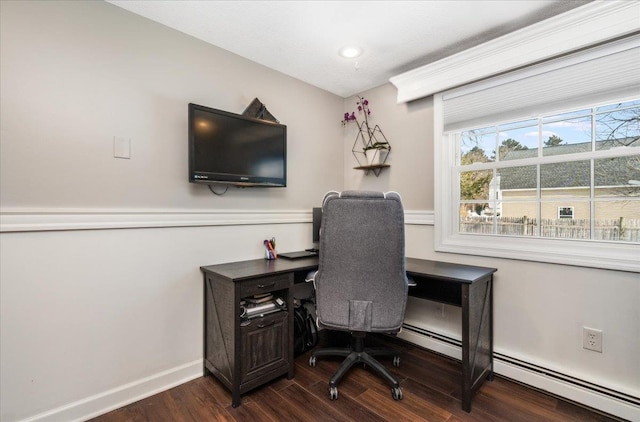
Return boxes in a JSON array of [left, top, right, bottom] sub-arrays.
[[434, 95, 639, 273]]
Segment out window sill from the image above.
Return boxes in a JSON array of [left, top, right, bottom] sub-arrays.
[[434, 230, 639, 273]]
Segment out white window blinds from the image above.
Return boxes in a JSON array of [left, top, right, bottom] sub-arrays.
[[442, 35, 640, 133]]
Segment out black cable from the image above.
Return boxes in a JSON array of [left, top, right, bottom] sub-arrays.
[[208, 184, 229, 196]]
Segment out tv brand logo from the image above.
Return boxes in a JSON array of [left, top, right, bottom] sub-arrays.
[[194, 175, 208, 179]]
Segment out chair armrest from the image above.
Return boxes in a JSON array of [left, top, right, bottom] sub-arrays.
[[305, 270, 318, 283]]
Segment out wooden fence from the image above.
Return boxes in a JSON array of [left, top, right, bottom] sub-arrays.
[[460, 216, 640, 242]]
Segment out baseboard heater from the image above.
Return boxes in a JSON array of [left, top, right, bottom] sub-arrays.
[[401, 323, 640, 409]]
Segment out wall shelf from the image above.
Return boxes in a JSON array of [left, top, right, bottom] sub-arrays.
[[353, 164, 390, 177]]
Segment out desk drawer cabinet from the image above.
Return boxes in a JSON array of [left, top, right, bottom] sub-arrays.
[[201, 264, 294, 407], [240, 274, 290, 297], [241, 311, 289, 382]]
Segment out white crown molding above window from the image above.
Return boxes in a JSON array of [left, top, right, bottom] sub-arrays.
[[390, 1, 640, 103], [0, 209, 434, 232]]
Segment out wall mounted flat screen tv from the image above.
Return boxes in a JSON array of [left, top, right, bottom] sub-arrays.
[[188, 103, 287, 187]]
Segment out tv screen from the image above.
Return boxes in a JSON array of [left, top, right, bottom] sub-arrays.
[[188, 103, 287, 187]]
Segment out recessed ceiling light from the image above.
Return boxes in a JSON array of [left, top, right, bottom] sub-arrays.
[[339, 46, 363, 59]]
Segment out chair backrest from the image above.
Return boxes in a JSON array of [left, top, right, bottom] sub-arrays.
[[314, 191, 408, 333]]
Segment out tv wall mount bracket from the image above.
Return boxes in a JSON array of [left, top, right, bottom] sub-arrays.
[[242, 98, 279, 123]]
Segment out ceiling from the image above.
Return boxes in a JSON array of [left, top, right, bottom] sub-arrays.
[[107, 0, 591, 98]]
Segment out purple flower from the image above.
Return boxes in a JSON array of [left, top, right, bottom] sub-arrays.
[[341, 97, 373, 125]]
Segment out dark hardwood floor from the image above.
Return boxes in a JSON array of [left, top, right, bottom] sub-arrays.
[[91, 334, 621, 422]]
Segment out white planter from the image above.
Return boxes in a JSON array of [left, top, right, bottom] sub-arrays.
[[364, 149, 388, 165]]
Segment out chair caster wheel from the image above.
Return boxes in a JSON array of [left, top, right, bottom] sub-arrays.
[[329, 386, 338, 400], [392, 386, 403, 400], [309, 356, 317, 367], [393, 356, 401, 367]]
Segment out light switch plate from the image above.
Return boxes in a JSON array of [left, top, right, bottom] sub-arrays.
[[114, 137, 130, 159]]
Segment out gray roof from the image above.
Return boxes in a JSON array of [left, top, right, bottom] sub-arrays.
[[499, 139, 639, 190]]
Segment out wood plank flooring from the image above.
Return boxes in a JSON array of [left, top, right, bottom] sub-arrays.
[[91, 334, 622, 421]]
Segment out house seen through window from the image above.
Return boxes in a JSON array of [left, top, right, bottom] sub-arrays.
[[456, 99, 640, 243]]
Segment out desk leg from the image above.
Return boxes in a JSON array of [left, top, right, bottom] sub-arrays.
[[461, 276, 493, 412], [232, 388, 241, 408]]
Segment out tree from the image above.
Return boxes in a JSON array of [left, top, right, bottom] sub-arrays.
[[461, 146, 489, 166], [594, 104, 640, 197], [460, 147, 492, 213], [544, 135, 564, 147], [596, 105, 640, 147], [497, 138, 528, 160]]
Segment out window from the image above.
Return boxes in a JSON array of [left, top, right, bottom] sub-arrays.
[[456, 100, 639, 242], [434, 36, 640, 271], [558, 207, 574, 220]]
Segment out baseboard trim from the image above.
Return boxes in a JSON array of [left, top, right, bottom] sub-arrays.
[[399, 324, 640, 421], [16, 328, 640, 421], [19, 360, 202, 422]]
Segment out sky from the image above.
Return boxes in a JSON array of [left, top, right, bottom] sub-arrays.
[[460, 99, 640, 157]]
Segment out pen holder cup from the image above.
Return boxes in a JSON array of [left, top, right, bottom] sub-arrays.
[[265, 248, 277, 260]]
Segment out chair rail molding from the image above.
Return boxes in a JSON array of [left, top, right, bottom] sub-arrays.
[[0, 209, 311, 232], [0, 209, 434, 232], [405, 210, 434, 226], [389, 1, 640, 103]]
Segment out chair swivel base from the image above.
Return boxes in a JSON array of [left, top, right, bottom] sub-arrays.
[[309, 333, 403, 401]]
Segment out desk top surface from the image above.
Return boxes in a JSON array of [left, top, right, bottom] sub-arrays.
[[201, 256, 319, 281], [405, 257, 496, 284], [201, 256, 496, 284]]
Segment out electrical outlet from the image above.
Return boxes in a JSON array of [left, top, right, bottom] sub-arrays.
[[582, 327, 603, 353]]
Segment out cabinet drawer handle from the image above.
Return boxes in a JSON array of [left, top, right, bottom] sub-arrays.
[[257, 320, 275, 329], [257, 282, 276, 289]]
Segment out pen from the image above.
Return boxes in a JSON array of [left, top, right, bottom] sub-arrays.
[[263, 239, 273, 259], [267, 238, 277, 259]]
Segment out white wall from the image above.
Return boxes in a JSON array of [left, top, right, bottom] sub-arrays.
[[0, 0, 343, 210], [0, 223, 315, 422], [2, 0, 638, 421], [346, 83, 640, 420], [0, 1, 341, 421], [342, 83, 433, 210]]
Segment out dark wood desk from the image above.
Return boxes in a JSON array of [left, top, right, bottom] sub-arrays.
[[201, 256, 496, 411], [201, 258, 319, 408], [404, 257, 496, 412]]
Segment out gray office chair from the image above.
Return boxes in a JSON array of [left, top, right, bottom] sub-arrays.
[[309, 190, 408, 401]]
